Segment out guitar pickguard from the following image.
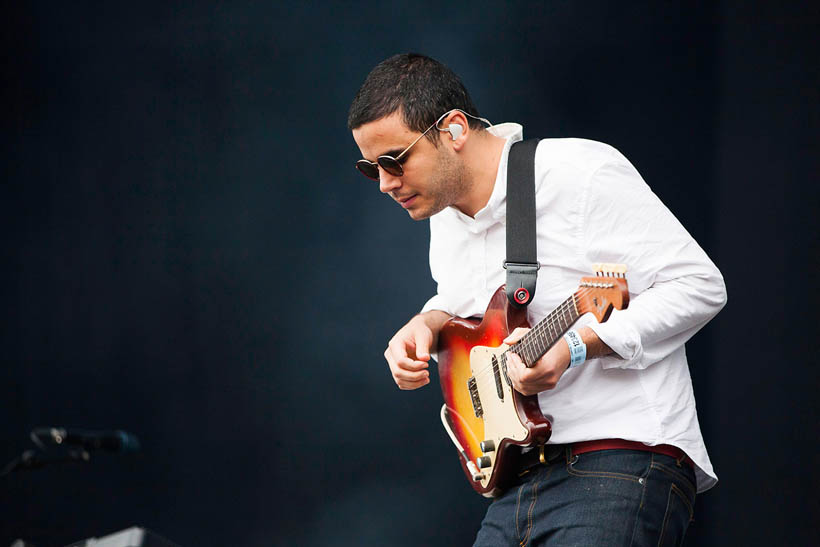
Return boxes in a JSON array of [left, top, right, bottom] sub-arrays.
[[468, 345, 530, 490]]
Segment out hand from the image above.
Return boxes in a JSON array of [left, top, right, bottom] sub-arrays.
[[503, 327, 571, 395], [385, 314, 438, 390]]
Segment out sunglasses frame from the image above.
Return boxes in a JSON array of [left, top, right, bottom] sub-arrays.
[[355, 109, 491, 181]]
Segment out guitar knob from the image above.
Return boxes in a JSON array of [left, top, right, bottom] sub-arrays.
[[480, 440, 496, 453], [476, 456, 492, 469]]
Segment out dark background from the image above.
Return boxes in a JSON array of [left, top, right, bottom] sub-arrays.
[[2, 1, 817, 545]]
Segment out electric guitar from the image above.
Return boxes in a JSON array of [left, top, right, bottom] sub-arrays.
[[436, 264, 630, 497]]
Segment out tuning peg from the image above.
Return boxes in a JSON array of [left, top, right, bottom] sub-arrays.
[[592, 263, 628, 277]]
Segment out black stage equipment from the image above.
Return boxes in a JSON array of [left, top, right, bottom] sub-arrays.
[[31, 428, 141, 453], [64, 527, 180, 547], [1, 427, 141, 478]]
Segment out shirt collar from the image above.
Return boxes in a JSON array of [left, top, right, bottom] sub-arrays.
[[448, 122, 523, 231]]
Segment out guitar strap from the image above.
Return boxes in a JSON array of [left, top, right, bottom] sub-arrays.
[[504, 138, 540, 308]]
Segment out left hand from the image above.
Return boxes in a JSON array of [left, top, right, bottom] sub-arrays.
[[504, 327, 571, 395]]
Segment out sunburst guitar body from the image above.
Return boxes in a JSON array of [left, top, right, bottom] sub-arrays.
[[436, 264, 630, 497]]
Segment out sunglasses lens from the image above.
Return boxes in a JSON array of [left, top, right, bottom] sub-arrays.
[[355, 160, 379, 180], [378, 156, 404, 177]]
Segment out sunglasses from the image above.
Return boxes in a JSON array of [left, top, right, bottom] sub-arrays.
[[354, 112, 449, 181]]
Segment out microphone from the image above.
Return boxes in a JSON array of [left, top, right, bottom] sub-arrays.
[[31, 428, 141, 453]]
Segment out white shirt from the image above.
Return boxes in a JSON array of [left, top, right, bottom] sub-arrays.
[[421, 123, 727, 492]]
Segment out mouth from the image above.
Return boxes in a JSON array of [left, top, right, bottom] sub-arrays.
[[397, 194, 418, 209]]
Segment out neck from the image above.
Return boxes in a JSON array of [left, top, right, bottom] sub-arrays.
[[453, 131, 507, 218]]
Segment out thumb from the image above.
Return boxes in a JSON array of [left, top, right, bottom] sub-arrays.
[[414, 328, 433, 360]]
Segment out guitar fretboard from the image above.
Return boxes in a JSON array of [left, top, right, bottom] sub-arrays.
[[507, 294, 580, 367]]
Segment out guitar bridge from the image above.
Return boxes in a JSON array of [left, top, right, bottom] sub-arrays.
[[467, 376, 483, 418]]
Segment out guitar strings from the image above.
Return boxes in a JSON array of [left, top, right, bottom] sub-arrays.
[[467, 286, 604, 385]]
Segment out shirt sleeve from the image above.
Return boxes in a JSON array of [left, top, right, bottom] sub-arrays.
[[581, 156, 727, 370], [419, 214, 458, 316], [420, 293, 453, 315]]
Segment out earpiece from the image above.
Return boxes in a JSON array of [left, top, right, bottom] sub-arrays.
[[447, 123, 464, 141], [434, 109, 493, 143]]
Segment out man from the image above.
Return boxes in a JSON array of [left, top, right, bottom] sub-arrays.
[[349, 53, 726, 546]]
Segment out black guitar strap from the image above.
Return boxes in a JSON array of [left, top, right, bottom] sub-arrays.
[[505, 138, 540, 308]]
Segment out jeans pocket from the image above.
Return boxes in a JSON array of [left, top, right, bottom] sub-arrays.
[[650, 458, 698, 502], [658, 483, 695, 546]]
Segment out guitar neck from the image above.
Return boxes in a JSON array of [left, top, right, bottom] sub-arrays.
[[512, 294, 580, 367]]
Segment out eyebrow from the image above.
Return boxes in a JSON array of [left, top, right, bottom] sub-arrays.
[[379, 148, 405, 159]]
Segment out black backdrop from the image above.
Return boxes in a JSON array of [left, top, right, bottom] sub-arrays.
[[2, 2, 817, 546]]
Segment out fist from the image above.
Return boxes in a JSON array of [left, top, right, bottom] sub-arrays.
[[384, 316, 433, 390]]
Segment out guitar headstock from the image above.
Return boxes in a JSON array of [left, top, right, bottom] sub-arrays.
[[575, 263, 630, 323]]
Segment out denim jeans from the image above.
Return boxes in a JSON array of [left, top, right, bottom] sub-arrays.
[[473, 448, 697, 547]]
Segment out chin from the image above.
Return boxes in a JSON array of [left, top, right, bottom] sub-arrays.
[[406, 208, 431, 221]]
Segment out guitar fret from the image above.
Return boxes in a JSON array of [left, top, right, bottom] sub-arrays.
[[530, 337, 538, 365], [521, 342, 531, 367], [538, 325, 547, 356], [531, 338, 539, 366]]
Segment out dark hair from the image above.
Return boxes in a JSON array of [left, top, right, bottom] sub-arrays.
[[348, 53, 483, 143]]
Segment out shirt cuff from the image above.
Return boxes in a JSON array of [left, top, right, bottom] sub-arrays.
[[420, 294, 454, 364], [586, 312, 645, 370]]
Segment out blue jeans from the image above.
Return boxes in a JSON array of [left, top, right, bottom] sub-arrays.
[[473, 447, 697, 546]]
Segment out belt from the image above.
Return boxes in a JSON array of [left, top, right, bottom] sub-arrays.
[[519, 438, 694, 474]]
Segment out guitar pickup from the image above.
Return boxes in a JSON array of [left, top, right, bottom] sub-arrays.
[[491, 355, 504, 401], [467, 376, 483, 418], [500, 353, 511, 387]]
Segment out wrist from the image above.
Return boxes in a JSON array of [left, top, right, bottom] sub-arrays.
[[577, 326, 612, 360], [416, 310, 451, 331], [563, 329, 587, 368]]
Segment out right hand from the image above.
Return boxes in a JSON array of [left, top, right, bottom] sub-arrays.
[[385, 315, 435, 390]]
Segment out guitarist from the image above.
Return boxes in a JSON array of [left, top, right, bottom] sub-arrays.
[[349, 53, 726, 546]]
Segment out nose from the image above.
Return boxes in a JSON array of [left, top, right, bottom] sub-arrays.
[[378, 168, 402, 194]]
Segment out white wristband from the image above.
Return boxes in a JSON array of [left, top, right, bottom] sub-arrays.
[[563, 330, 587, 368]]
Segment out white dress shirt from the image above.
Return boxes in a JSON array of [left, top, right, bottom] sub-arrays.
[[421, 123, 727, 492]]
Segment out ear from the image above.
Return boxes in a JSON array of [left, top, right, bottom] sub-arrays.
[[444, 110, 469, 150]]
